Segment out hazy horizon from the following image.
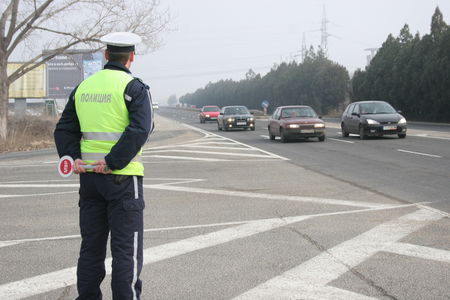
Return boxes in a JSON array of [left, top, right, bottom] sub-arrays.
[[133, 0, 449, 104]]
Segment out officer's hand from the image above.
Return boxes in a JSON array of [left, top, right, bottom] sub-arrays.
[[92, 160, 112, 174], [74, 159, 88, 174]]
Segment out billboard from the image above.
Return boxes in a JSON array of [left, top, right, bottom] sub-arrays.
[[8, 63, 47, 98], [46, 51, 105, 99]]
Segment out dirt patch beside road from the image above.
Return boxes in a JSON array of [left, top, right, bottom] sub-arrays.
[[0, 116, 56, 153]]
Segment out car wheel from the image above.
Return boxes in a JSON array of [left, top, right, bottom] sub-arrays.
[[341, 123, 349, 137], [200, 118, 204, 124], [398, 133, 406, 139], [268, 127, 275, 140], [251, 127, 255, 131], [223, 122, 228, 131], [359, 125, 366, 140], [217, 121, 222, 131], [318, 135, 325, 142], [280, 128, 288, 143]]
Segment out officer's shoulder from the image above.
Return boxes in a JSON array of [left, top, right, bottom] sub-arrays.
[[131, 77, 149, 90]]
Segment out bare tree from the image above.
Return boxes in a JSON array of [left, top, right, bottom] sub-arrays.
[[0, 0, 169, 140]]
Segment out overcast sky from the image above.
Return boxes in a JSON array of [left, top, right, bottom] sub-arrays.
[[132, 0, 450, 104]]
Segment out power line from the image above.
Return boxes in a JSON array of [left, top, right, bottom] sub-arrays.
[[147, 65, 273, 80]]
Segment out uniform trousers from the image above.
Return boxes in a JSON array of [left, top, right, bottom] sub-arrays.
[[76, 173, 144, 300]]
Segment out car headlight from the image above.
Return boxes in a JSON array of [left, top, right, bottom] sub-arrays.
[[398, 117, 406, 124], [314, 123, 325, 128], [287, 124, 300, 128], [248, 117, 254, 121], [366, 119, 380, 125], [227, 118, 235, 122], [205, 114, 210, 118]]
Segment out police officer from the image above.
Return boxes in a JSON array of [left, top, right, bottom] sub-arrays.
[[54, 32, 153, 300]]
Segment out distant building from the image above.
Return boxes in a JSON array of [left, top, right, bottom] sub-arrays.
[[365, 48, 379, 66]]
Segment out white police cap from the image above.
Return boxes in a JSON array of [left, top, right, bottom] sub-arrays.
[[100, 32, 142, 52]]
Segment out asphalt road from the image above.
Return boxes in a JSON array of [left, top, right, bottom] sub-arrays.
[[0, 107, 449, 299], [160, 107, 450, 213]]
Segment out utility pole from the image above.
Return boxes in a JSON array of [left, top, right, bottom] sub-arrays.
[[320, 5, 330, 56]]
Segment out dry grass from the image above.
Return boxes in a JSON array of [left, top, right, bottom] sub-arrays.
[[0, 116, 57, 153]]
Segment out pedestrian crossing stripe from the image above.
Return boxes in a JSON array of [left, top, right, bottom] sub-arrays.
[[0, 207, 446, 299]]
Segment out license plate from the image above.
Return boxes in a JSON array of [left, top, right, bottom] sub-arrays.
[[383, 125, 397, 130], [236, 122, 247, 125], [300, 129, 314, 133]]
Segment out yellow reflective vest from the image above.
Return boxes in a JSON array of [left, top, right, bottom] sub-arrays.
[[75, 69, 144, 176]]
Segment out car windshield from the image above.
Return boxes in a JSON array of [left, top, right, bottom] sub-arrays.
[[224, 107, 249, 115], [359, 102, 396, 114], [281, 107, 317, 118], [203, 107, 220, 112]]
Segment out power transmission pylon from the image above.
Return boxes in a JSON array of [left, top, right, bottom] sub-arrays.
[[301, 32, 307, 61], [321, 5, 330, 56]]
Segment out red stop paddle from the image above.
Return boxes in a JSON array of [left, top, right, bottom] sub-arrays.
[[58, 156, 95, 178]]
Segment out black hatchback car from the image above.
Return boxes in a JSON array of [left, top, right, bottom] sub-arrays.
[[341, 101, 407, 139]]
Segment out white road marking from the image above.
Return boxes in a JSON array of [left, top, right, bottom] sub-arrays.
[[0, 203, 423, 248], [0, 234, 81, 248], [260, 135, 269, 139], [329, 138, 355, 144], [0, 184, 80, 188], [397, 149, 442, 158], [145, 141, 238, 150], [184, 141, 241, 145], [416, 203, 450, 218], [146, 184, 393, 209], [183, 123, 289, 160], [142, 158, 287, 164], [0, 191, 77, 199], [0, 205, 425, 298], [0, 181, 396, 209], [0, 219, 250, 249], [145, 149, 281, 158], [411, 133, 450, 140], [384, 242, 450, 263], [9, 180, 78, 183], [235, 208, 443, 300], [144, 155, 229, 162], [177, 145, 259, 151], [143, 125, 287, 161], [0, 164, 54, 168]]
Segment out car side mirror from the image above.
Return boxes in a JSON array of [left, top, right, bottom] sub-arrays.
[[351, 112, 360, 117], [219, 112, 223, 115], [318, 116, 322, 119], [250, 112, 254, 115]]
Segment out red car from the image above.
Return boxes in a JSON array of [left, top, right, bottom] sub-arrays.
[[199, 106, 220, 123], [268, 105, 325, 142]]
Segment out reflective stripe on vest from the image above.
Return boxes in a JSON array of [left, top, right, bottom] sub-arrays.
[[82, 152, 142, 163], [83, 132, 123, 141], [75, 69, 144, 176]]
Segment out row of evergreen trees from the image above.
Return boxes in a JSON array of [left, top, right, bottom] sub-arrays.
[[180, 50, 349, 115], [180, 7, 449, 122], [352, 7, 450, 122]]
